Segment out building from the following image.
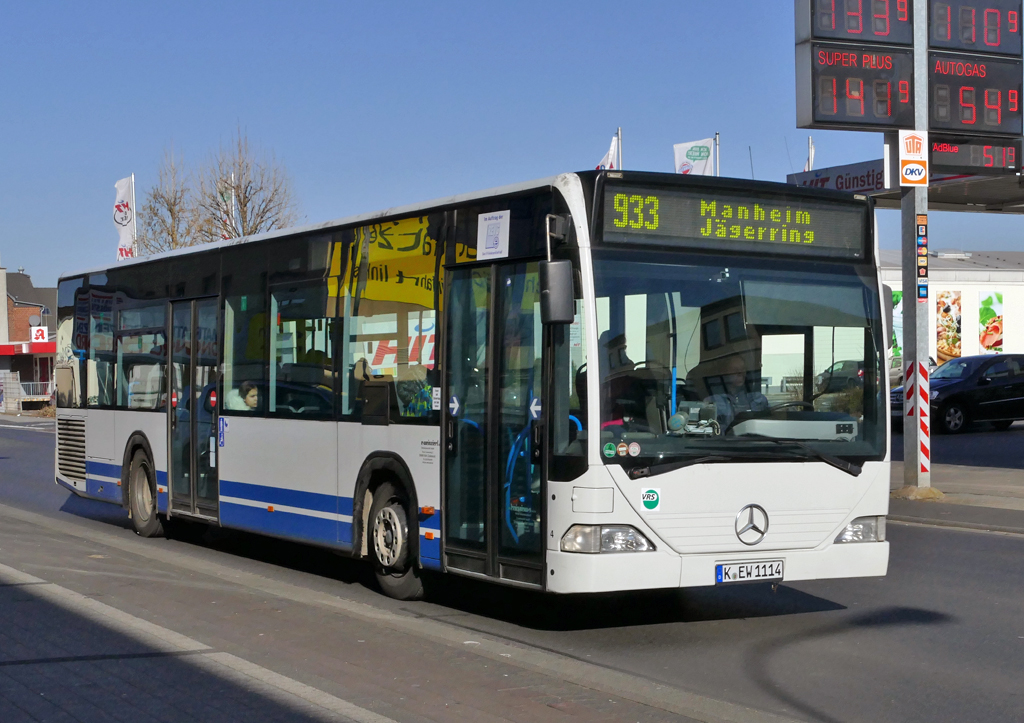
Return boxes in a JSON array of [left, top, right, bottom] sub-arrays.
[[0, 257, 57, 407], [880, 250, 1024, 366]]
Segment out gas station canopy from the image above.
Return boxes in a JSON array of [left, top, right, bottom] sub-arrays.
[[788, 160, 1024, 214]]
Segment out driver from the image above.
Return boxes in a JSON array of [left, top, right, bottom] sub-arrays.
[[705, 354, 769, 431]]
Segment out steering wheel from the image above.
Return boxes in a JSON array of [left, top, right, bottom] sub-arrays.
[[770, 401, 815, 412]]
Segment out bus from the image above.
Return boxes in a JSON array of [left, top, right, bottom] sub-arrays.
[[54, 171, 890, 600]]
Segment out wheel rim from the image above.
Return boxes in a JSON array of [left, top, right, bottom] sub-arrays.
[[373, 506, 404, 568], [133, 464, 152, 523], [945, 407, 964, 431]]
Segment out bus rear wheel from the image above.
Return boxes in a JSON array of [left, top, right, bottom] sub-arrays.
[[129, 450, 164, 538], [369, 481, 423, 601]]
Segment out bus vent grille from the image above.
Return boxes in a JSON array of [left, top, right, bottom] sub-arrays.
[[57, 418, 87, 481]]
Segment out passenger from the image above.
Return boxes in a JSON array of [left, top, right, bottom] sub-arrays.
[[705, 354, 769, 431], [225, 381, 259, 411], [241, 381, 259, 411]]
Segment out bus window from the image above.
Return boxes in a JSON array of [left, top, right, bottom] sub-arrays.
[[87, 288, 115, 407], [115, 302, 167, 410], [269, 282, 335, 418], [339, 215, 441, 423]]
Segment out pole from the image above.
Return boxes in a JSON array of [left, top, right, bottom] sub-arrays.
[[714, 132, 720, 176], [807, 135, 813, 171], [130, 172, 138, 258], [617, 127, 622, 170], [901, 0, 931, 488]]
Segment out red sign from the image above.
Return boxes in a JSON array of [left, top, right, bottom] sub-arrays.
[[171, 391, 178, 409], [209, 391, 217, 408]]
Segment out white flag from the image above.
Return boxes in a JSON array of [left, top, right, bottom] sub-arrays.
[[113, 176, 135, 261], [673, 138, 714, 175], [596, 135, 619, 170]]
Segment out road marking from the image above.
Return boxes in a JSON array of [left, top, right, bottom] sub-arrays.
[[0, 423, 54, 432], [0, 559, 398, 723], [0, 502, 802, 723]]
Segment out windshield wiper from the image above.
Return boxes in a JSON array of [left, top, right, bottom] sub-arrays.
[[629, 455, 731, 479], [734, 433, 862, 477]]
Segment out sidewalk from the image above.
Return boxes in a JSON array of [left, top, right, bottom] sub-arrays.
[[888, 461, 1024, 534]]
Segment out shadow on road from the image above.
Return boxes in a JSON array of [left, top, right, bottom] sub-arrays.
[[745, 606, 955, 723], [98, 516, 846, 631], [58, 494, 133, 529], [410, 575, 845, 631]]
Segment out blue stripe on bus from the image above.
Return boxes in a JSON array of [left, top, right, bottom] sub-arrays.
[[220, 480, 347, 515], [157, 491, 168, 514], [86, 477, 122, 502], [219, 501, 352, 548], [86, 460, 122, 478]]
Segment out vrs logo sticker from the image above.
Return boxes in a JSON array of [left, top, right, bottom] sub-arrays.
[[641, 488, 660, 511]]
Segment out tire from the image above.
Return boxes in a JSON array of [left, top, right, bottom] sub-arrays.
[[368, 481, 423, 600], [129, 450, 164, 538], [992, 420, 1014, 431], [940, 403, 968, 434]]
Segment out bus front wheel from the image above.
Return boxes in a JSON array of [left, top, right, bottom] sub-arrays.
[[129, 450, 164, 538], [369, 481, 424, 600]]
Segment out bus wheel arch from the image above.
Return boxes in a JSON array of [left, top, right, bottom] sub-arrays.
[[122, 434, 163, 538], [352, 454, 424, 600], [352, 453, 420, 562]]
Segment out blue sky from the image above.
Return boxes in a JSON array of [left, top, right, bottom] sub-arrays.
[[1, 2, 1019, 286]]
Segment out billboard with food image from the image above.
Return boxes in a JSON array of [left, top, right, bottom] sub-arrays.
[[979, 289, 1003, 353], [935, 290, 961, 362]]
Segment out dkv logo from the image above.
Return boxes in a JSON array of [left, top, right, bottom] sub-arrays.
[[641, 488, 661, 511], [901, 160, 928, 185]]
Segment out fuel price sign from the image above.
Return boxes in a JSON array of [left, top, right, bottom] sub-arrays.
[[928, 52, 1023, 134], [797, 43, 916, 129]]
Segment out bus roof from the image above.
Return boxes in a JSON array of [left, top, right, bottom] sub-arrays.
[[60, 172, 567, 280]]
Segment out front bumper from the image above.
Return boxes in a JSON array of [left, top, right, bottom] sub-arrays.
[[546, 540, 889, 593]]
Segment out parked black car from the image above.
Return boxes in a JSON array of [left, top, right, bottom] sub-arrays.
[[891, 354, 1024, 433], [816, 359, 864, 393]]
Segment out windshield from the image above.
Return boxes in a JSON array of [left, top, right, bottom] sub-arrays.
[[932, 358, 978, 379], [592, 249, 885, 469]]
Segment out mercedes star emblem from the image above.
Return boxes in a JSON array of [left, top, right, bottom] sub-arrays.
[[735, 504, 769, 546]]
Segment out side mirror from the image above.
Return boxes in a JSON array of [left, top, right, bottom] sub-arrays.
[[539, 259, 574, 324]]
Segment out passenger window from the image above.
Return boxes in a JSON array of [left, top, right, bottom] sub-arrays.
[[269, 282, 335, 418], [986, 360, 1011, 379], [336, 214, 442, 422], [115, 303, 167, 410], [87, 289, 115, 407]]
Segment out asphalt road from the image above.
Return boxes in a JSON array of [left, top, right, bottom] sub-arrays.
[[2, 419, 1023, 722], [891, 419, 1024, 468]]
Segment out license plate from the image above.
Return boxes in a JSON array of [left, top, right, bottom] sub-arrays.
[[716, 560, 783, 584]]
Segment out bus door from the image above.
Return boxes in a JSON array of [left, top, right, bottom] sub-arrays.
[[168, 298, 220, 519], [444, 262, 545, 587]]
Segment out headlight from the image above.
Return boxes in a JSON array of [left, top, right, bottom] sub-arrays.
[[560, 525, 655, 553], [834, 516, 886, 543]]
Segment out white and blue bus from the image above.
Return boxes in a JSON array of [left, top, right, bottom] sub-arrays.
[[54, 171, 889, 599]]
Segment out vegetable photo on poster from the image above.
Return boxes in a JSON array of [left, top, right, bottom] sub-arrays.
[[979, 290, 1004, 354], [936, 290, 961, 362]]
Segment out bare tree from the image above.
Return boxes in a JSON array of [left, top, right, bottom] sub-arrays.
[[137, 147, 207, 255], [195, 129, 300, 243]]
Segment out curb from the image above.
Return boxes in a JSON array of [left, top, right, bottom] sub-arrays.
[[888, 515, 1024, 536]]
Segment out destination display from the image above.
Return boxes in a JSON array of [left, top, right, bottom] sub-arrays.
[[799, 42, 916, 129], [928, 52, 1023, 134], [805, 0, 914, 45], [930, 134, 1021, 172], [601, 186, 867, 259], [929, 0, 1023, 56]]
